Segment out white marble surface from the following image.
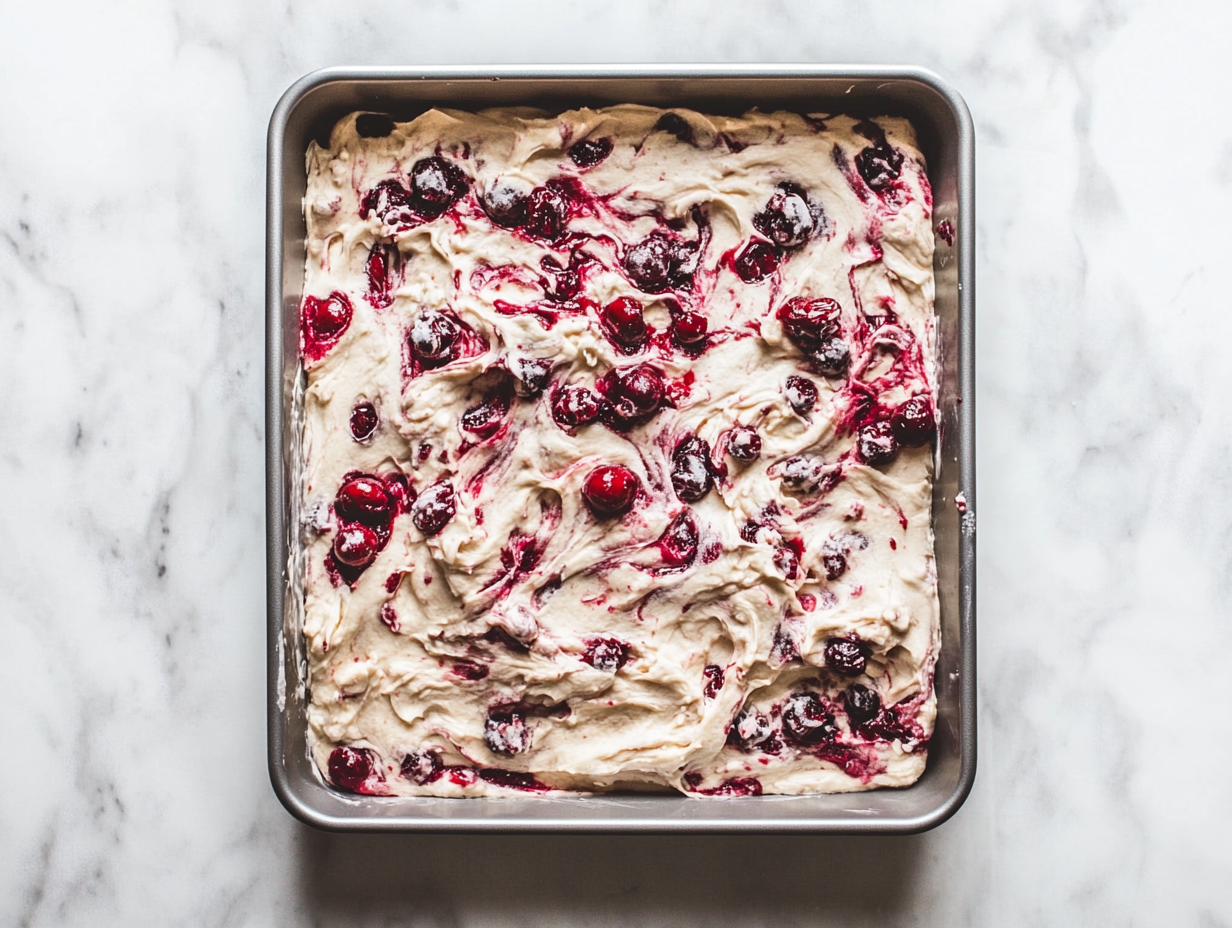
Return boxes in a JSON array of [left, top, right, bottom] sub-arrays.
[[3, 0, 1231, 924]]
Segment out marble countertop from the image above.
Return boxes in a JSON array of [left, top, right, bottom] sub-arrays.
[[4, 0, 1230, 924]]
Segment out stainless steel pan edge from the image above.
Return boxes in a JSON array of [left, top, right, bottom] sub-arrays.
[[266, 65, 976, 833]]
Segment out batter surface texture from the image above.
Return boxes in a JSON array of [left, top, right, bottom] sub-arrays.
[[298, 104, 939, 797]]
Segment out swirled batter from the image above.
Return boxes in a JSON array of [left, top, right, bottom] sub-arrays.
[[299, 105, 939, 797]]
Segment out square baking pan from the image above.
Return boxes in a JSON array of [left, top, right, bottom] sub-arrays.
[[266, 65, 975, 833]]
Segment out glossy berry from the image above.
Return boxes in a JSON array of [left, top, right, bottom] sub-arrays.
[[726, 426, 761, 462], [670, 311, 708, 349], [335, 476, 394, 525], [355, 113, 395, 138], [328, 746, 376, 791], [349, 402, 379, 441], [411, 481, 456, 536], [731, 707, 773, 748], [671, 437, 714, 502], [551, 384, 600, 428], [810, 337, 851, 377], [855, 140, 904, 191], [383, 473, 413, 514], [408, 311, 460, 369], [461, 388, 512, 440], [893, 396, 935, 447], [599, 297, 648, 353], [568, 137, 613, 168], [359, 179, 412, 223], [333, 524, 379, 568], [481, 180, 529, 228], [824, 637, 870, 677], [784, 375, 818, 415], [582, 465, 639, 517], [733, 240, 780, 283], [624, 232, 697, 293], [703, 664, 725, 699], [409, 156, 469, 216], [513, 358, 553, 397], [597, 364, 665, 429], [654, 112, 695, 144], [365, 242, 401, 309], [773, 545, 800, 579], [302, 292, 353, 351], [400, 749, 443, 785], [781, 693, 838, 745], [776, 297, 841, 352], [484, 709, 531, 756], [659, 509, 699, 566], [844, 685, 881, 726], [857, 421, 898, 466], [524, 184, 571, 239], [582, 637, 630, 673], [753, 183, 815, 247]]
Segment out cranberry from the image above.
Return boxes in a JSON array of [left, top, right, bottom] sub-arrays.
[[360, 179, 412, 223], [844, 685, 881, 726], [784, 375, 818, 415], [810, 337, 851, 377], [551, 384, 600, 428], [328, 746, 376, 791], [597, 364, 665, 429], [726, 426, 761, 462], [855, 140, 904, 191], [349, 402, 379, 441], [355, 113, 395, 138], [524, 183, 571, 239], [822, 549, 847, 580], [365, 242, 401, 309], [484, 709, 531, 756], [857, 421, 898, 466], [409, 156, 469, 216], [599, 297, 648, 353], [779, 455, 828, 491], [659, 509, 699, 566], [411, 481, 456, 536], [670, 311, 708, 349], [461, 387, 513, 440], [335, 476, 394, 525], [671, 436, 714, 502], [301, 292, 353, 350], [703, 664, 725, 699], [481, 181, 529, 228], [773, 545, 800, 579], [582, 637, 630, 672], [654, 112, 695, 144], [893, 396, 935, 447], [824, 637, 870, 677], [753, 183, 816, 247], [333, 524, 379, 567], [408, 311, 460, 369], [568, 137, 613, 168], [731, 707, 773, 749], [776, 297, 841, 353], [383, 473, 413, 513], [770, 626, 799, 664], [781, 693, 837, 745], [582, 465, 639, 517], [512, 358, 553, 397], [400, 749, 443, 785], [624, 232, 697, 293], [733, 240, 780, 282]]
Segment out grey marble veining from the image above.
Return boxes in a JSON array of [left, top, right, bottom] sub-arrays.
[[3, 0, 1231, 924]]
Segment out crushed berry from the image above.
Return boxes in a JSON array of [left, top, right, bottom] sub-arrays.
[[624, 232, 697, 293], [328, 746, 378, 792], [512, 357, 553, 397], [670, 310, 708, 350], [400, 749, 443, 785], [730, 707, 773, 749], [408, 310, 460, 369], [844, 685, 881, 726], [773, 545, 800, 579], [781, 693, 837, 745], [301, 292, 353, 360], [461, 384, 513, 440], [855, 140, 904, 191], [726, 426, 761, 462], [703, 664, 725, 699], [524, 183, 571, 239], [409, 156, 469, 216], [822, 548, 847, 581], [599, 297, 649, 353], [365, 242, 401, 309], [810, 337, 851, 377], [582, 637, 631, 672], [753, 183, 816, 247], [551, 384, 601, 428], [484, 709, 531, 756], [857, 421, 898, 466], [481, 181, 529, 228], [733, 240, 780, 282], [784, 375, 818, 415], [658, 509, 699, 566], [776, 296, 841, 353], [597, 364, 665, 430]]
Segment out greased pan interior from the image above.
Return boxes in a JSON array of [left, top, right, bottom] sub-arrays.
[[267, 65, 975, 833]]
